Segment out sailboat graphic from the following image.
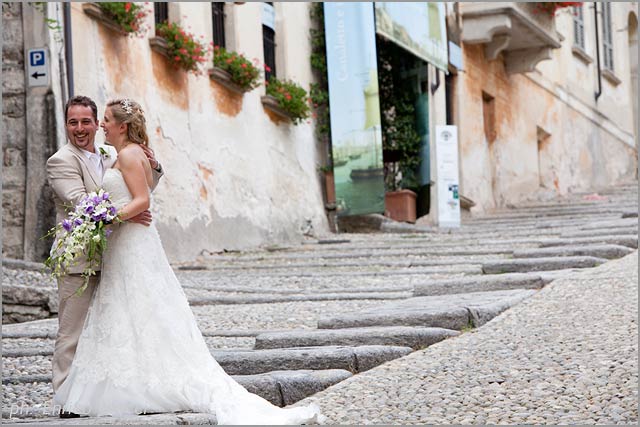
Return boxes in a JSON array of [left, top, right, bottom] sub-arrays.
[[350, 69, 384, 180]]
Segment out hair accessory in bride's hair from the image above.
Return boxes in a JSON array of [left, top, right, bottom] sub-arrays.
[[121, 99, 133, 115]]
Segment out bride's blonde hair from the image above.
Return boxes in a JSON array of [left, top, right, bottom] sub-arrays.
[[107, 99, 149, 147]]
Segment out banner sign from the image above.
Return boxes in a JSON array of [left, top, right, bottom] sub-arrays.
[[324, 2, 385, 216], [435, 125, 461, 228], [375, 2, 448, 72]]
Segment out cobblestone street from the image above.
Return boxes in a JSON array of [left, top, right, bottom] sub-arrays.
[[2, 182, 638, 424]]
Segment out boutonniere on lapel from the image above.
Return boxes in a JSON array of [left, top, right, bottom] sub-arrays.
[[98, 147, 111, 159]]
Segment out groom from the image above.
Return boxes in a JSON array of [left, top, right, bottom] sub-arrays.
[[46, 95, 164, 416]]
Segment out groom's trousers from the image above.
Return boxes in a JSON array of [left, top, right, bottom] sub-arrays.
[[52, 273, 99, 393]]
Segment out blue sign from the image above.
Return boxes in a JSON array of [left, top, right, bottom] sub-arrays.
[[30, 50, 45, 67]]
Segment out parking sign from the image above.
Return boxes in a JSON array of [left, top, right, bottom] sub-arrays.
[[27, 48, 49, 87]]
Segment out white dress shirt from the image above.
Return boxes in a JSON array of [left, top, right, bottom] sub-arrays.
[[81, 146, 104, 178]]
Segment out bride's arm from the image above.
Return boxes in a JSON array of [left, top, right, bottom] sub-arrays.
[[116, 147, 151, 222]]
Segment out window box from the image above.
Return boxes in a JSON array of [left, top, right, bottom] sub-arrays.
[[208, 67, 247, 95], [261, 95, 295, 122], [571, 46, 593, 64], [149, 36, 170, 58], [602, 69, 621, 86], [82, 2, 129, 36]]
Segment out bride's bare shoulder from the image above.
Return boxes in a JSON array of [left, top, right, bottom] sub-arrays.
[[118, 144, 146, 164]]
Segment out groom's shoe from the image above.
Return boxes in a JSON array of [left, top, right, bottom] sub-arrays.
[[59, 410, 81, 418]]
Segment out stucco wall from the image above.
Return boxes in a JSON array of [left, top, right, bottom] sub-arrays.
[[70, 2, 328, 263], [456, 3, 638, 212]]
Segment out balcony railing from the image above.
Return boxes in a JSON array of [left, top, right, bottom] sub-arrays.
[[460, 2, 562, 74]]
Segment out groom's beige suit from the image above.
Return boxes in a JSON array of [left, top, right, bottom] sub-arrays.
[[46, 142, 162, 392]]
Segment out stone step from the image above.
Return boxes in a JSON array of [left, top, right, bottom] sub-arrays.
[[413, 273, 546, 297], [213, 345, 412, 375], [538, 235, 638, 249], [205, 256, 502, 271], [2, 368, 352, 409], [188, 292, 411, 305], [209, 265, 483, 278], [202, 247, 515, 263], [482, 256, 607, 274], [254, 326, 459, 351], [468, 207, 633, 221], [317, 289, 536, 331], [560, 228, 637, 238], [512, 245, 633, 260], [578, 218, 638, 230]]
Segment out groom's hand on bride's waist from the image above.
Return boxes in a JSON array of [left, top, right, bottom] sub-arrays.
[[128, 210, 153, 226]]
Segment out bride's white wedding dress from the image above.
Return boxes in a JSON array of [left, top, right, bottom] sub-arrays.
[[53, 168, 322, 424]]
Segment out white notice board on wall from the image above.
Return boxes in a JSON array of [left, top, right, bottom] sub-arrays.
[[436, 125, 461, 228]]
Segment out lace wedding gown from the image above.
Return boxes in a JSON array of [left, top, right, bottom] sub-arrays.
[[53, 168, 322, 424]]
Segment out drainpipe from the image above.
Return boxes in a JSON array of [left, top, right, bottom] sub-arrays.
[[593, 2, 602, 102], [63, 2, 74, 98]]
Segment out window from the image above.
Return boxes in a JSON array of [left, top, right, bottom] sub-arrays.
[[602, 2, 614, 71], [262, 2, 276, 81], [572, 5, 585, 50], [154, 2, 168, 25], [482, 91, 496, 144], [211, 2, 225, 48]]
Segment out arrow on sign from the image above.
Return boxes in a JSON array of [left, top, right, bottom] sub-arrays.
[[31, 72, 46, 79]]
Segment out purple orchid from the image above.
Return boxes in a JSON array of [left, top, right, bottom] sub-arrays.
[[62, 219, 72, 232]]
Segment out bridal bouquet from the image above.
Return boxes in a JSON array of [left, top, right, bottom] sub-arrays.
[[45, 189, 120, 296]]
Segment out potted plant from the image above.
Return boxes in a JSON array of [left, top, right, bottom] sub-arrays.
[[262, 75, 311, 125], [83, 2, 149, 37], [209, 46, 261, 94], [151, 22, 210, 75], [378, 39, 422, 223]]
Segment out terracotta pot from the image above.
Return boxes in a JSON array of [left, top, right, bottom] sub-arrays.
[[385, 189, 417, 223]]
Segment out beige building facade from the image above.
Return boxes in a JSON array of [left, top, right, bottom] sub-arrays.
[[3, 2, 330, 263], [448, 2, 638, 212]]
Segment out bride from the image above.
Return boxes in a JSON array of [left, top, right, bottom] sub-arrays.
[[53, 99, 322, 424]]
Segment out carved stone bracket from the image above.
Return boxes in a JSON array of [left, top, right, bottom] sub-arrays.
[[460, 2, 562, 74], [504, 47, 553, 74], [485, 34, 511, 61]]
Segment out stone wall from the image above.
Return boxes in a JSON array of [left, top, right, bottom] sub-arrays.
[[2, 3, 58, 262], [2, 2, 27, 259]]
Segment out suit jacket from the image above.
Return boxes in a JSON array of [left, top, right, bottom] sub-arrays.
[[46, 143, 163, 274]]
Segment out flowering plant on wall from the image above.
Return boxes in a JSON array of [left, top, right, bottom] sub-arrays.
[[534, 2, 582, 16], [212, 46, 262, 91], [265, 76, 311, 125], [97, 2, 150, 36], [155, 22, 210, 75]]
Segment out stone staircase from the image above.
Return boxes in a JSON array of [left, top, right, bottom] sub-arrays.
[[2, 182, 637, 423]]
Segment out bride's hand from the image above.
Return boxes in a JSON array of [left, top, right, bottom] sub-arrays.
[[128, 209, 153, 226]]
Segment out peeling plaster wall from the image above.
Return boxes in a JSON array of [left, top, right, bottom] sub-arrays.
[[456, 3, 638, 213], [70, 2, 328, 262]]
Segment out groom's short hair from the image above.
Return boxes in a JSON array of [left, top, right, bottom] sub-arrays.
[[65, 96, 98, 122]]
